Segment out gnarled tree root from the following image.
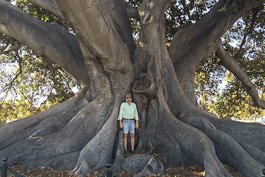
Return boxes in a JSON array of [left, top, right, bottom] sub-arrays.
[[131, 95, 232, 176], [71, 97, 120, 176], [135, 156, 164, 177], [0, 94, 112, 169], [118, 154, 164, 176], [0, 88, 89, 150], [161, 114, 232, 176], [180, 116, 265, 177], [112, 130, 125, 173], [20, 151, 80, 171]]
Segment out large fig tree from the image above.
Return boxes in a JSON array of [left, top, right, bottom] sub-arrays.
[[0, 0, 265, 176]]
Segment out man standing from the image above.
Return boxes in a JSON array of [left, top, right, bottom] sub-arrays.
[[118, 93, 139, 155]]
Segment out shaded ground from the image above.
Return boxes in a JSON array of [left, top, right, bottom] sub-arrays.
[[7, 164, 245, 177]]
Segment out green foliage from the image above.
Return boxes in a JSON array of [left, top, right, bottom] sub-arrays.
[[195, 57, 226, 110], [218, 0, 260, 15], [208, 79, 263, 119], [194, 2, 265, 119], [0, 1, 76, 122], [13, 0, 69, 28], [217, 5, 264, 119], [0, 46, 76, 122], [166, 0, 217, 43]]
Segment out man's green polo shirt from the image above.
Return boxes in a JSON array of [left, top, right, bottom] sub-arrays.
[[117, 102, 139, 120]]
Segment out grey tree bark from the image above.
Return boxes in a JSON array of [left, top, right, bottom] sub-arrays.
[[0, 0, 265, 177]]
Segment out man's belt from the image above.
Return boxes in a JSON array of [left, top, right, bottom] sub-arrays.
[[122, 118, 134, 120]]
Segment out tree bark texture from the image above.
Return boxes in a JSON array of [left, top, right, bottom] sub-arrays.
[[0, 0, 265, 176]]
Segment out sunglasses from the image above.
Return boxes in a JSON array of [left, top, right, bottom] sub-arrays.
[[126, 97, 131, 99]]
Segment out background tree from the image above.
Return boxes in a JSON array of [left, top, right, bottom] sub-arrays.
[[194, 3, 265, 119], [0, 0, 265, 177], [0, 0, 76, 123]]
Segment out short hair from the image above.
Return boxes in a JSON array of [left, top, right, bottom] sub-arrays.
[[126, 93, 131, 98]]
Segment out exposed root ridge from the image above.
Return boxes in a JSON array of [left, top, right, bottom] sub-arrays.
[[0, 88, 88, 150], [135, 156, 164, 177], [72, 96, 121, 176], [112, 130, 125, 173], [75, 160, 91, 177], [156, 95, 232, 176], [121, 154, 153, 172], [207, 118, 265, 152], [240, 143, 265, 165], [0, 95, 112, 168], [21, 151, 80, 171], [180, 116, 265, 177]]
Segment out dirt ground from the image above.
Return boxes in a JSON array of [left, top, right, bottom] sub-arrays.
[[7, 164, 245, 177]]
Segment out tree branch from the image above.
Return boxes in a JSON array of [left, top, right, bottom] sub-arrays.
[[216, 42, 265, 109], [169, 0, 265, 64], [234, 8, 259, 58], [0, 46, 22, 94], [103, 0, 136, 58], [197, 0, 264, 40], [0, 0, 89, 86], [27, 0, 65, 20], [180, 0, 191, 21], [55, 0, 134, 91], [0, 39, 9, 52], [0, 43, 20, 57], [125, 2, 140, 20], [0, 64, 22, 94], [168, 0, 265, 103]]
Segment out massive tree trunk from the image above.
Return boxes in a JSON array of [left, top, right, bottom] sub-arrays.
[[1, 0, 265, 177]]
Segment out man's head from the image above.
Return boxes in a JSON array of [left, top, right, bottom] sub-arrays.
[[126, 93, 132, 103]]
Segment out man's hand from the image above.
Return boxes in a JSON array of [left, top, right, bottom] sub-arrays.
[[135, 122, 139, 129], [119, 122, 123, 129]]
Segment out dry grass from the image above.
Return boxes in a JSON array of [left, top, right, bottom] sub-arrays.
[[7, 164, 246, 177]]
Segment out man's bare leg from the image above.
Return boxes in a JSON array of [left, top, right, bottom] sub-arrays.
[[130, 133, 135, 153], [124, 134, 128, 151]]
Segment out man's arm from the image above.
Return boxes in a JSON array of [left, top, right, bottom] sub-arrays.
[[119, 120, 123, 129], [118, 103, 124, 129], [134, 103, 139, 129]]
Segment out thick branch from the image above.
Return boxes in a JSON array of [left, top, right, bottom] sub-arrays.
[[198, 0, 264, 40], [55, 0, 134, 63], [27, 0, 65, 20], [168, 0, 265, 103], [216, 42, 265, 109], [103, 0, 136, 58], [55, 0, 134, 92], [170, 0, 265, 65], [125, 2, 140, 20], [0, 0, 88, 85]]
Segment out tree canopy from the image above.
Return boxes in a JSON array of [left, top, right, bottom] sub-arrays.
[[1, 0, 264, 122], [0, 0, 76, 122]]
